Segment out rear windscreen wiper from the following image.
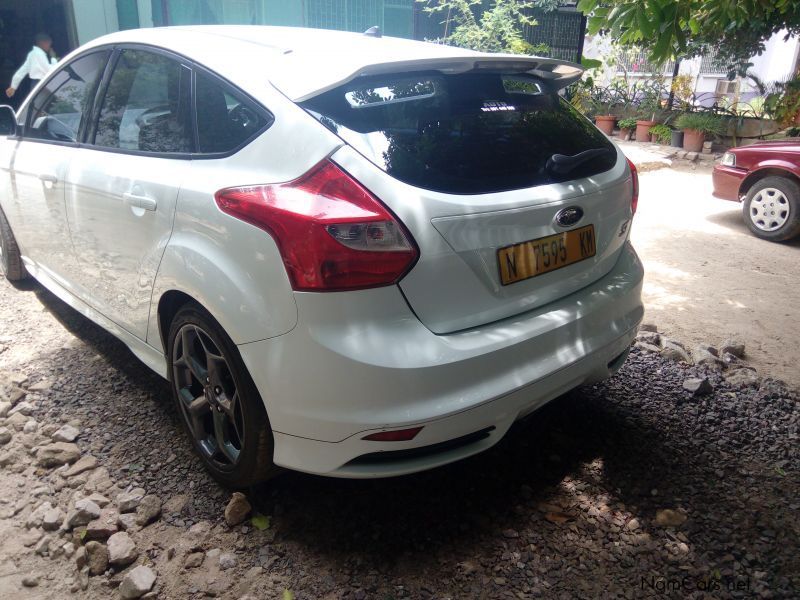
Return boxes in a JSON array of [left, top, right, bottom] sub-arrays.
[[546, 148, 612, 175]]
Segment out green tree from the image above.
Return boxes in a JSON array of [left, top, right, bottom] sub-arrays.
[[419, 0, 564, 55], [577, 0, 800, 70]]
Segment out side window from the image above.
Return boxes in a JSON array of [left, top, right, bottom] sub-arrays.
[[195, 71, 271, 154], [94, 49, 191, 153], [25, 51, 109, 143]]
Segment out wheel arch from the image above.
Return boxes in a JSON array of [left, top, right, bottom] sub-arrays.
[[147, 231, 298, 354], [155, 290, 197, 356], [739, 167, 800, 199]]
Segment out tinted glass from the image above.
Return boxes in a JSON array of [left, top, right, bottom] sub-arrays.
[[94, 49, 191, 153], [26, 52, 108, 143], [301, 72, 617, 194], [195, 71, 271, 153]]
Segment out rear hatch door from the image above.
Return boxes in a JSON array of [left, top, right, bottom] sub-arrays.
[[300, 64, 634, 334]]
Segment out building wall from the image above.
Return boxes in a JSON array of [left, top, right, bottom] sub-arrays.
[[137, 0, 154, 28], [147, 0, 411, 35], [68, 0, 413, 45], [749, 30, 800, 83], [72, 0, 118, 45]]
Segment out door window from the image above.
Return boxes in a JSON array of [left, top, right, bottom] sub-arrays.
[[25, 51, 109, 143], [94, 49, 192, 153], [194, 71, 272, 153]]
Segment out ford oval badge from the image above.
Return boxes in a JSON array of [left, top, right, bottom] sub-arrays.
[[555, 206, 584, 227]]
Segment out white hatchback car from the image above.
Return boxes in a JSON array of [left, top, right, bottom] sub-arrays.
[[0, 26, 643, 486]]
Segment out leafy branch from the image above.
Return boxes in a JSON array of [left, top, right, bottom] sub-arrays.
[[418, 0, 566, 55], [577, 0, 800, 71]]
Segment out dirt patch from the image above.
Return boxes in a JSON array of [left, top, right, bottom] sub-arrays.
[[632, 164, 800, 388]]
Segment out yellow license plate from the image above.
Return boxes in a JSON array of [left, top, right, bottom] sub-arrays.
[[497, 225, 596, 286]]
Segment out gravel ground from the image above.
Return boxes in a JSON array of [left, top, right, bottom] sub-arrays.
[[0, 270, 798, 598], [628, 160, 800, 389]]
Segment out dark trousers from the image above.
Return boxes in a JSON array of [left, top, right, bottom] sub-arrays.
[[10, 77, 39, 110]]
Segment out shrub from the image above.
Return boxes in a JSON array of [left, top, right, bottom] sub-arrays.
[[675, 113, 725, 136], [765, 77, 800, 128], [618, 117, 638, 130], [649, 124, 672, 144]]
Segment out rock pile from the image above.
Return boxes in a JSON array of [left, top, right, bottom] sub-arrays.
[[633, 325, 770, 397]]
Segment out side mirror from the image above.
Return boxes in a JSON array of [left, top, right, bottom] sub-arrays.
[[0, 105, 18, 136]]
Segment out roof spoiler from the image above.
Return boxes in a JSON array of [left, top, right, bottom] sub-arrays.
[[282, 55, 584, 102], [469, 57, 584, 90]]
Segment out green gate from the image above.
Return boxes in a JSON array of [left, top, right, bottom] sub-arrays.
[[414, 4, 586, 63], [524, 7, 586, 63]]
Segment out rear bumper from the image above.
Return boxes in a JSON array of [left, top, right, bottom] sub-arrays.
[[712, 165, 747, 201], [239, 242, 644, 477]]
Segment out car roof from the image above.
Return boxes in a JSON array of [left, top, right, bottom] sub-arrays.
[[78, 26, 582, 102]]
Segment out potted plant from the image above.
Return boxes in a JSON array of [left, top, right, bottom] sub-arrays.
[[649, 124, 672, 144], [590, 87, 622, 135], [675, 113, 724, 152], [594, 114, 616, 135], [617, 118, 637, 140], [635, 117, 657, 142], [634, 82, 665, 142]]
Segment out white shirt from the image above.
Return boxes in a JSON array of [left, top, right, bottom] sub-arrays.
[[11, 46, 57, 89]]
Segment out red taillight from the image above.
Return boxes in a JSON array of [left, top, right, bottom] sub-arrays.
[[626, 158, 639, 215], [362, 427, 423, 442], [215, 160, 418, 291]]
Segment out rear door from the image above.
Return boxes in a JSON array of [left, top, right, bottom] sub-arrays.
[[301, 70, 635, 333], [64, 47, 192, 340]]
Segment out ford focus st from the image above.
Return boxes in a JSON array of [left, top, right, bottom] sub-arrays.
[[0, 26, 643, 486]]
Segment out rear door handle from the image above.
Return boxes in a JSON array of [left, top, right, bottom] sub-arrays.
[[122, 192, 158, 211]]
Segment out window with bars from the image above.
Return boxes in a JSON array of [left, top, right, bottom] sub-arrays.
[[615, 50, 675, 75], [700, 51, 729, 75]]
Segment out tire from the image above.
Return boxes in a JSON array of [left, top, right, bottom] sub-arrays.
[[0, 205, 28, 281], [167, 303, 278, 488], [742, 176, 800, 242]]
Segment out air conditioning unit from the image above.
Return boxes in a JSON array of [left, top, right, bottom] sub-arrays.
[[715, 79, 739, 96]]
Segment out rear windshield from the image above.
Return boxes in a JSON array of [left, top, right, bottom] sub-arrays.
[[300, 71, 616, 195]]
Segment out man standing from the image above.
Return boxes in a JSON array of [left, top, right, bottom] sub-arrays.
[[5, 33, 58, 100]]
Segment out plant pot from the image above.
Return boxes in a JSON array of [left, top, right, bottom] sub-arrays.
[[682, 129, 705, 152], [595, 115, 616, 135], [618, 128, 633, 141], [650, 134, 659, 143], [635, 120, 656, 142], [670, 130, 684, 147]]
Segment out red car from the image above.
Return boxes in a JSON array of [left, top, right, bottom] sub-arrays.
[[712, 140, 800, 242]]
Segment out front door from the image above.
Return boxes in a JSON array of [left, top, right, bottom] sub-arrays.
[[3, 50, 108, 288], [65, 48, 192, 340]]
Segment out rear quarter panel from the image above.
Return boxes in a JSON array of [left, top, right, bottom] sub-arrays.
[[147, 97, 344, 350]]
